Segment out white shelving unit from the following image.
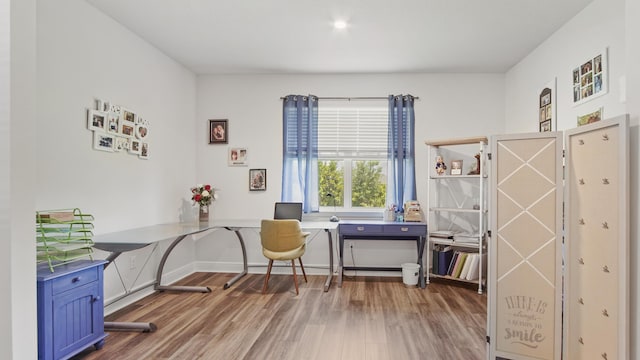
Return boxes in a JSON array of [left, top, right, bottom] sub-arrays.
[[425, 136, 488, 294]]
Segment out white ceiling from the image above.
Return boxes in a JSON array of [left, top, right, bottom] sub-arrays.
[[85, 0, 594, 75]]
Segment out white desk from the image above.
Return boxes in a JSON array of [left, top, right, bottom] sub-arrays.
[[93, 219, 337, 332]]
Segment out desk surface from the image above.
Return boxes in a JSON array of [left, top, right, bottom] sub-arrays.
[[93, 219, 338, 247]]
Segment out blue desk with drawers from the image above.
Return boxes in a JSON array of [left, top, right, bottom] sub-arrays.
[[337, 220, 428, 288]]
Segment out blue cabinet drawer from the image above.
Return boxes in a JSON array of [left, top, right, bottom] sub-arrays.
[[383, 224, 426, 237], [339, 224, 383, 235], [51, 265, 99, 295]]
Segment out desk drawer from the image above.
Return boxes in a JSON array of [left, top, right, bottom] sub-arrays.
[[340, 224, 383, 235], [383, 224, 426, 237], [52, 266, 99, 295]]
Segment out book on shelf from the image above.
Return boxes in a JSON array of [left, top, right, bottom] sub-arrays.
[[435, 246, 453, 275], [447, 252, 459, 276], [459, 253, 473, 279], [465, 253, 486, 281], [452, 252, 468, 278]]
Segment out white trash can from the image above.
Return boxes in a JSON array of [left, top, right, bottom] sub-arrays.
[[401, 263, 420, 286]]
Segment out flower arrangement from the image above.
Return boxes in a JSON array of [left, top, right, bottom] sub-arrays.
[[191, 184, 217, 207]]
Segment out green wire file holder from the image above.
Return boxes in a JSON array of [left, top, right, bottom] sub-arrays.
[[36, 208, 95, 272]]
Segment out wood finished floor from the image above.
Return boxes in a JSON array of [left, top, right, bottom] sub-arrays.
[[73, 272, 487, 360]]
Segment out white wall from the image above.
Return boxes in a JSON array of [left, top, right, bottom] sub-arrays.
[[505, 0, 640, 357], [505, 0, 626, 133], [193, 73, 505, 273], [36, 0, 198, 308], [2, 0, 37, 358]]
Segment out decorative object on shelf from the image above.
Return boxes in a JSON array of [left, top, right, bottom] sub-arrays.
[[577, 107, 603, 126], [249, 169, 267, 191], [228, 147, 248, 166], [404, 201, 423, 222], [435, 155, 447, 175], [36, 208, 95, 272], [209, 119, 228, 144], [468, 153, 481, 175], [191, 184, 217, 222], [87, 98, 151, 159], [450, 160, 463, 175], [572, 48, 608, 106]]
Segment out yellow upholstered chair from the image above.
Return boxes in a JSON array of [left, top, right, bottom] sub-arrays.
[[260, 219, 310, 295]]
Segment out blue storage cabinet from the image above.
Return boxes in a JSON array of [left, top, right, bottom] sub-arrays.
[[37, 260, 107, 360]]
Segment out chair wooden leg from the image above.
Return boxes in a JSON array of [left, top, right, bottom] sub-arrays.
[[262, 259, 273, 294], [298, 257, 307, 283], [291, 260, 299, 295]]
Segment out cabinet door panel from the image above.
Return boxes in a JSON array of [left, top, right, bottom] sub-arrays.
[[52, 282, 102, 359]]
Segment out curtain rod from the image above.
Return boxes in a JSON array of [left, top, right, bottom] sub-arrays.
[[280, 96, 419, 100]]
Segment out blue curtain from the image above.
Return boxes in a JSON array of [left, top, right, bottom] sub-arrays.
[[281, 95, 319, 213], [387, 94, 417, 208]]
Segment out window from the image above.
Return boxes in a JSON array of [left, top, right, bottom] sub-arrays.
[[318, 103, 388, 210]]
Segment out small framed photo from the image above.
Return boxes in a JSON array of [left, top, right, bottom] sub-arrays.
[[209, 119, 228, 144], [122, 109, 136, 123], [113, 136, 129, 152], [87, 109, 107, 132], [139, 142, 149, 159], [450, 160, 463, 175], [249, 169, 266, 191], [135, 123, 149, 140], [121, 122, 135, 137], [540, 119, 552, 132], [129, 139, 142, 155], [228, 147, 248, 166], [107, 112, 120, 134], [577, 107, 603, 126], [93, 132, 115, 152]]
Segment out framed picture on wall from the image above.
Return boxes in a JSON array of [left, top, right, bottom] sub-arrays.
[[249, 169, 266, 191], [139, 142, 149, 159], [209, 119, 228, 144], [577, 107, 603, 126], [87, 109, 107, 132], [572, 48, 608, 106], [540, 120, 551, 132], [93, 132, 115, 152], [228, 147, 248, 166], [129, 139, 142, 155], [538, 78, 556, 132]]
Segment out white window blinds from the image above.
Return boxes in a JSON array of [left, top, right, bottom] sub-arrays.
[[318, 107, 388, 159]]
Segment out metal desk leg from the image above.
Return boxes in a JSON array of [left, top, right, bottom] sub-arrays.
[[104, 321, 157, 333], [102, 253, 157, 332], [323, 229, 333, 292], [338, 234, 344, 287], [417, 236, 426, 289], [223, 229, 248, 289], [155, 235, 212, 293]]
